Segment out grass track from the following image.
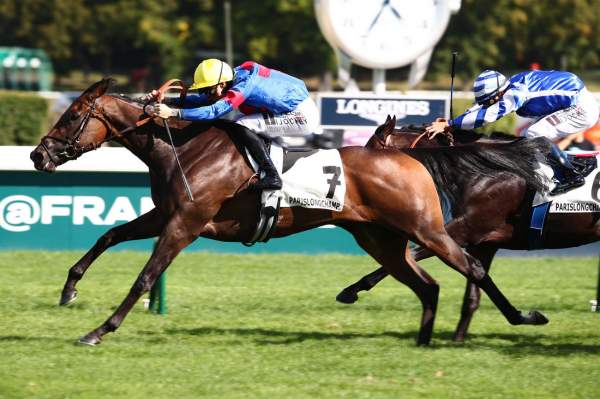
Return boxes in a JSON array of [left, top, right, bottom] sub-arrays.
[[1, 251, 599, 398]]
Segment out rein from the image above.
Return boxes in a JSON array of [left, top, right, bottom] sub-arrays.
[[136, 79, 187, 127], [408, 129, 455, 149]]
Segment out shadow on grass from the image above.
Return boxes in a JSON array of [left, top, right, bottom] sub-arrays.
[[163, 326, 600, 356], [0, 335, 75, 344]]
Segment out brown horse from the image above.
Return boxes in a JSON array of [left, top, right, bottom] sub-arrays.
[[337, 117, 599, 341], [30, 79, 550, 346]]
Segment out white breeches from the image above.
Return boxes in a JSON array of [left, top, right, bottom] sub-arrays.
[[524, 88, 600, 141], [224, 97, 320, 139]]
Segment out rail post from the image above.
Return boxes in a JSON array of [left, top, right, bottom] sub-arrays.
[[149, 272, 167, 315]]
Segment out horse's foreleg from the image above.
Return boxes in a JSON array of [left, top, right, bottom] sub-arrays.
[[453, 245, 497, 342], [78, 213, 195, 346], [60, 208, 165, 306], [349, 225, 439, 346], [335, 267, 387, 304]]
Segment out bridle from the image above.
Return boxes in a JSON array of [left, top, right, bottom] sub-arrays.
[[375, 128, 455, 150], [39, 96, 132, 165]]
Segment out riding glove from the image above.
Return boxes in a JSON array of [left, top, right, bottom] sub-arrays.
[[150, 104, 180, 119]]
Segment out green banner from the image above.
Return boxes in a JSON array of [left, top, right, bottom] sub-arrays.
[[0, 171, 362, 254]]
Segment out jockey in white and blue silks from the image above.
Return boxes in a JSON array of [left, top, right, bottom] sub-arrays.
[[426, 69, 600, 195], [145, 59, 320, 191]]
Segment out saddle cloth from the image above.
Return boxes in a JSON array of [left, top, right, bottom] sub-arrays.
[[246, 144, 346, 212], [533, 152, 600, 213]]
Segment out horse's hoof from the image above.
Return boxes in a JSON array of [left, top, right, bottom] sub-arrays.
[[59, 289, 78, 306], [452, 334, 466, 343], [78, 333, 101, 346], [523, 310, 549, 325], [336, 289, 358, 304]]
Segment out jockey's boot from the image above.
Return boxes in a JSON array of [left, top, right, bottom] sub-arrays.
[[234, 124, 282, 191], [548, 143, 585, 195]]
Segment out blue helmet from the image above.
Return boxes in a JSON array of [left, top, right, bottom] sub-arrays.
[[473, 70, 509, 105]]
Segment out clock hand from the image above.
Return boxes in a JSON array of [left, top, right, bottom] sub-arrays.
[[388, 4, 402, 20], [364, 0, 387, 36]]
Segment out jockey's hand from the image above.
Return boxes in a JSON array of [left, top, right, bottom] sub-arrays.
[[140, 89, 164, 103], [149, 103, 179, 119], [425, 120, 451, 139]]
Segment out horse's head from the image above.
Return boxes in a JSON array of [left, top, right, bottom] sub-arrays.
[[366, 117, 479, 150], [365, 115, 398, 149], [365, 116, 433, 150], [30, 78, 122, 172]]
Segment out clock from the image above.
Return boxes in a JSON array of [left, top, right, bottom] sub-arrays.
[[315, 0, 460, 69]]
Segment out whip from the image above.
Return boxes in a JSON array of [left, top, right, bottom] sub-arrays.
[[449, 51, 458, 120], [163, 118, 194, 202]]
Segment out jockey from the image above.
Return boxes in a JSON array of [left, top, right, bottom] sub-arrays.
[[426, 69, 600, 195], [145, 59, 320, 191]]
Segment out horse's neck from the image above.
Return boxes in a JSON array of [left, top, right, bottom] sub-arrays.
[[105, 96, 176, 172], [104, 96, 238, 178]]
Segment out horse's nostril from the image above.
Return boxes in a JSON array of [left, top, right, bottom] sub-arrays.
[[30, 150, 42, 163]]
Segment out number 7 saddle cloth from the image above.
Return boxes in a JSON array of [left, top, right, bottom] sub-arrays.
[[243, 144, 346, 245]]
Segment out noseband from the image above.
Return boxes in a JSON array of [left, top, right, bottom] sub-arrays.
[[39, 97, 128, 165]]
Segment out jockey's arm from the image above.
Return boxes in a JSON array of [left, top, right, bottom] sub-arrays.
[[179, 72, 257, 121], [179, 90, 244, 121], [450, 92, 519, 130], [163, 94, 211, 108]]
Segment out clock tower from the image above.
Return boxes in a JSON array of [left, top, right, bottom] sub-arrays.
[[315, 0, 461, 92]]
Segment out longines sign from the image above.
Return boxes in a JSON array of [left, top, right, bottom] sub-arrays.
[[318, 93, 449, 129]]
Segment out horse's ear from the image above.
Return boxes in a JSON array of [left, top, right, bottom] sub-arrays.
[[83, 77, 116, 99], [382, 114, 396, 136]]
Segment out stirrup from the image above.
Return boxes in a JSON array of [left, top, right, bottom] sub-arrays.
[[550, 176, 585, 196]]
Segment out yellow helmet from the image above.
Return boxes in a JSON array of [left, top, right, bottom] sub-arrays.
[[189, 59, 234, 90]]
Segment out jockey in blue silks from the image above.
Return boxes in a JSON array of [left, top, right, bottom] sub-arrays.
[[426, 69, 600, 195], [145, 59, 320, 191]]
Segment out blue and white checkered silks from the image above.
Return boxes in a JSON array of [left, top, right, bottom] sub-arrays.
[[473, 70, 510, 105]]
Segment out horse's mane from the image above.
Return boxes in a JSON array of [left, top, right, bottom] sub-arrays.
[[405, 137, 551, 210], [392, 124, 517, 144], [109, 93, 143, 104]]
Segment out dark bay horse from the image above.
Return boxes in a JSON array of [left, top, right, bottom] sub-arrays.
[[30, 79, 550, 346], [337, 116, 600, 341]]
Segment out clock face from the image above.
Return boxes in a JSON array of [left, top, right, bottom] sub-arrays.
[[316, 0, 453, 69]]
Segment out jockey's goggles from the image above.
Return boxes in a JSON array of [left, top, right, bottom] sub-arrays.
[[197, 85, 218, 96]]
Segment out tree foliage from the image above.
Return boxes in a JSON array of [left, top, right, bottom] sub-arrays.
[[430, 0, 600, 81], [0, 0, 598, 88]]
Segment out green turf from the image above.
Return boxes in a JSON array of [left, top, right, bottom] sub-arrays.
[[1, 251, 599, 398]]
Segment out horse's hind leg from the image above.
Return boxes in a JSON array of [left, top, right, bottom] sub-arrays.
[[336, 218, 466, 304], [60, 208, 165, 306], [453, 244, 497, 342], [78, 213, 195, 346], [414, 228, 547, 327], [348, 225, 439, 345]]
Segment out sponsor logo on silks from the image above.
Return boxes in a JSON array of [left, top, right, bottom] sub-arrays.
[[262, 111, 307, 126], [287, 195, 342, 211], [551, 201, 600, 213], [335, 99, 431, 124], [0, 195, 154, 232]]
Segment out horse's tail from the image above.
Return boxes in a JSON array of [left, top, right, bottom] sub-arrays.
[[406, 136, 551, 206]]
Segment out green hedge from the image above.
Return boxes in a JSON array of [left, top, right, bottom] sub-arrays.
[[0, 92, 49, 145]]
